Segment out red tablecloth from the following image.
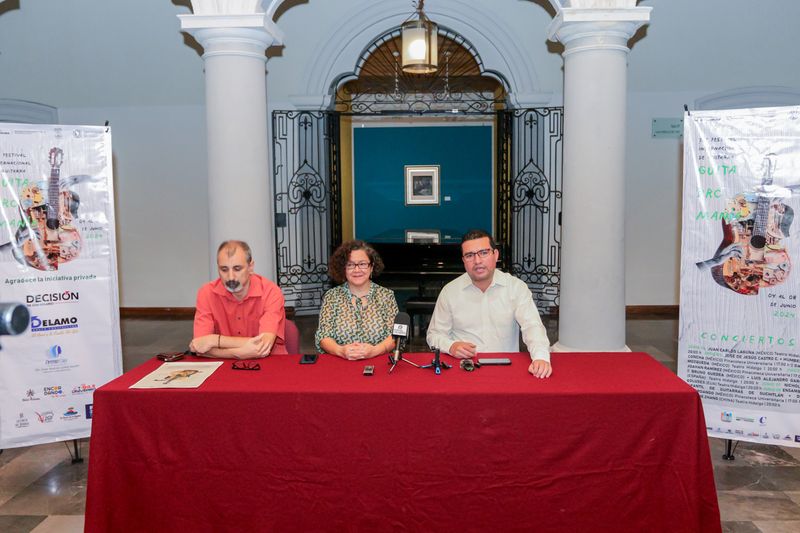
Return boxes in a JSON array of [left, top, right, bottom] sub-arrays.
[[85, 352, 720, 533]]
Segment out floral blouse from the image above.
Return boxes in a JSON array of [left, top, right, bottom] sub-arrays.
[[315, 282, 398, 353]]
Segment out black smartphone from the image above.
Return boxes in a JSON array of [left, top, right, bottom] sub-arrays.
[[299, 353, 319, 364]]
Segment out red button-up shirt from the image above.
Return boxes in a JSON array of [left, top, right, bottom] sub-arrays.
[[193, 274, 287, 354]]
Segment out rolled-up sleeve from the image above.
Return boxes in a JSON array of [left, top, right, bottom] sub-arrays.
[[426, 288, 456, 353], [259, 284, 286, 342], [314, 290, 336, 353], [193, 286, 216, 338], [513, 280, 551, 362]]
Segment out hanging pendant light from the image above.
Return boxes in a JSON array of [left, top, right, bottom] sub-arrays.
[[401, 0, 438, 74]]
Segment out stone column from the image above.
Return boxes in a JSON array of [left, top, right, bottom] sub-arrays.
[[548, 4, 651, 351], [179, 4, 283, 278]]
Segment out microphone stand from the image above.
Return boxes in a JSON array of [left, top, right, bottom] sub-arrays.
[[387, 338, 420, 373], [421, 349, 451, 375]]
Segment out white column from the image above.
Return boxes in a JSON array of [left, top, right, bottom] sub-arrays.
[[548, 5, 650, 352], [179, 9, 283, 279]]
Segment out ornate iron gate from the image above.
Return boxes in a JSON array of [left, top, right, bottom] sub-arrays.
[[497, 108, 563, 313], [273, 108, 562, 315], [272, 111, 340, 313]]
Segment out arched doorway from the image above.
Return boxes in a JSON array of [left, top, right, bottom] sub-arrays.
[[273, 26, 562, 315]]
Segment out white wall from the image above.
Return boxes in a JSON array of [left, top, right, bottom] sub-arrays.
[[58, 105, 208, 307], [1, 0, 799, 306]]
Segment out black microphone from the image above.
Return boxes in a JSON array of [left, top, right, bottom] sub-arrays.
[[391, 312, 411, 364]]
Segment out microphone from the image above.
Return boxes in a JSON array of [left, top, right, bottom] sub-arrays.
[[391, 312, 411, 364], [0, 303, 29, 336]]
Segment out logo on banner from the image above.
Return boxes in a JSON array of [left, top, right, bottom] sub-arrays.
[[25, 291, 79, 307], [36, 345, 78, 374], [34, 411, 54, 424], [43, 385, 63, 397], [71, 384, 95, 395], [721, 411, 733, 422], [22, 389, 40, 402], [44, 344, 70, 367], [85, 404, 93, 419], [15, 412, 30, 429], [30, 315, 78, 333], [60, 407, 80, 421], [759, 416, 768, 425]]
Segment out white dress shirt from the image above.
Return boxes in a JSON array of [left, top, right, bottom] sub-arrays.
[[426, 269, 551, 362]]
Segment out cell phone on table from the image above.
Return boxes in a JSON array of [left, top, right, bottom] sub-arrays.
[[299, 353, 319, 364], [477, 357, 512, 366]]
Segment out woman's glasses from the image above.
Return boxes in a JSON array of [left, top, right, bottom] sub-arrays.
[[345, 261, 371, 271]]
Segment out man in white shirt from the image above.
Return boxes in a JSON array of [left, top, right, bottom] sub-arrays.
[[426, 229, 553, 378]]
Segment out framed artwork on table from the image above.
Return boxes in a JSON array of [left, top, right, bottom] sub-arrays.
[[405, 230, 441, 244]]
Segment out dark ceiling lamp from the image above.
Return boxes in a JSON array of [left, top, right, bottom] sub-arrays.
[[401, 0, 438, 74]]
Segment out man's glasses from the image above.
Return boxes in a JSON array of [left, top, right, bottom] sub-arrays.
[[462, 248, 493, 261], [345, 261, 372, 271], [231, 361, 261, 371]]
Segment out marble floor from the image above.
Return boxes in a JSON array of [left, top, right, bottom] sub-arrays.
[[1, 315, 799, 532]]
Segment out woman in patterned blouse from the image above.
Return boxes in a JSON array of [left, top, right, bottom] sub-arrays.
[[315, 240, 399, 359]]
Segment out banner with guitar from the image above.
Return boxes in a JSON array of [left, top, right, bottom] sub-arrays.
[[0, 123, 122, 449], [679, 105, 800, 447]]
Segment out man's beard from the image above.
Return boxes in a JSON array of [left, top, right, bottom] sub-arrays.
[[225, 280, 241, 293]]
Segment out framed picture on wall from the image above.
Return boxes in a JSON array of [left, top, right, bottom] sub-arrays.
[[405, 165, 440, 205], [405, 230, 441, 244]]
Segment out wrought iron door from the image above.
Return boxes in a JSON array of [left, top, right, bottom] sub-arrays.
[[497, 108, 563, 313], [272, 111, 340, 313]]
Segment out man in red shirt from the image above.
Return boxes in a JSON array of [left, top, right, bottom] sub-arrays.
[[190, 240, 287, 359]]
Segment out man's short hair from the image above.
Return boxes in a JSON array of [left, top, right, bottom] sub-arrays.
[[217, 240, 252, 263], [461, 229, 496, 250]]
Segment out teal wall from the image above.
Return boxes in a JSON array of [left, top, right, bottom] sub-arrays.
[[353, 125, 492, 242]]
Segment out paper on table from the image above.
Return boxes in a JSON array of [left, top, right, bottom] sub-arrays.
[[129, 362, 224, 389]]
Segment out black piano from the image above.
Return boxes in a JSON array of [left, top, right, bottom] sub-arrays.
[[368, 229, 463, 296]]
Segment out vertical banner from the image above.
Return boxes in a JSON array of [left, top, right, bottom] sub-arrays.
[[679, 106, 800, 447], [0, 123, 122, 449]]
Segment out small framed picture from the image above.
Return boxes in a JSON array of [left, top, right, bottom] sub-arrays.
[[405, 165, 440, 205], [405, 230, 441, 244]]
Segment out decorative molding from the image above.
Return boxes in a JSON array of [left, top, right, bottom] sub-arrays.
[[120, 305, 663, 320], [121, 307, 196, 319], [121, 306, 297, 319], [695, 86, 800, 111], [626, 305, 678, 319], [178, 12, 284, 53], [291, 0, 545, 110], [190, 0, 263, 15], [547, 6, 651, 55], [0, 99, 58, 124]]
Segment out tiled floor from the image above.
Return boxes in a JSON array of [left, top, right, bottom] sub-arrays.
[[1, 315, 799, 532]]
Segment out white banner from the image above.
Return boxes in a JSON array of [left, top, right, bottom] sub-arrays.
[[0, 123, 122, 448], [679, 106, 800, 447]]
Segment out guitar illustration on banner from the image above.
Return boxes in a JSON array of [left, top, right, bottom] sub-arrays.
[[696, 154, 795, 295], [12, 147, 83, 271]]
